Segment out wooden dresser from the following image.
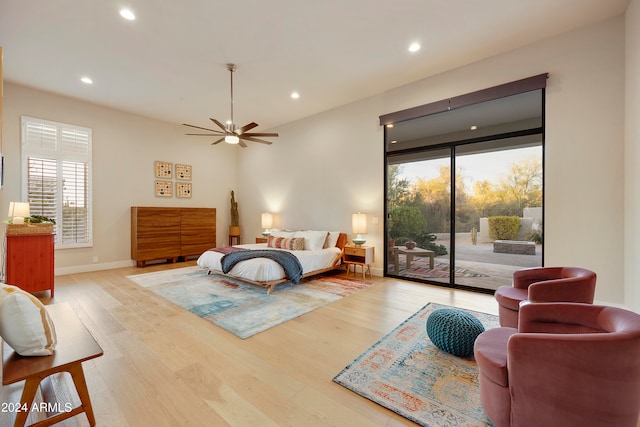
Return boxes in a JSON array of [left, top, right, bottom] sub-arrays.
[[131, 207, 216, 267]]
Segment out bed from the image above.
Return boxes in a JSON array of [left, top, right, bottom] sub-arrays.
[[197, 230, 347, 293]]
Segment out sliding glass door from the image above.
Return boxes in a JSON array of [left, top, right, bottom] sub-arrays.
[[383, 83, 545, 292], [387, 148, 451, 285]]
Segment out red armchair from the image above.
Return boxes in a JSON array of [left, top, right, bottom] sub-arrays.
[[474, 302, 640, 427], [494, 267, 596, 327]]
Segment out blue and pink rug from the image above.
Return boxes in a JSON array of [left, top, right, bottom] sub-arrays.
[[333, 302, 498, 426], [127, 266, 373, 339]]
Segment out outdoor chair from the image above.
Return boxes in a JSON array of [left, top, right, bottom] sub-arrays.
[[494, 266, 596, 327], [474, 302, 640, 427]]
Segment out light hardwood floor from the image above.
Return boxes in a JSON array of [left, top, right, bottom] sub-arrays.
[[1, 262, 498, 427]]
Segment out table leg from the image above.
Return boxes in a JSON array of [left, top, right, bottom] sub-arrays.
[[393, 250, 399, 272], [429, 253, 434, 269], [405, 253, 414, 269]]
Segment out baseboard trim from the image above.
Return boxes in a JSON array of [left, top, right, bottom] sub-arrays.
[[55, 260, 136, 276]]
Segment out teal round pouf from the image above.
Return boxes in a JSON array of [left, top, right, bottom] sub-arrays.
[[426, 308, 485, 357]]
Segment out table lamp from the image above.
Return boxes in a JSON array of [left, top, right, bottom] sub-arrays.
[[261, 212, 273, 237], [352, 212, 368, 246]]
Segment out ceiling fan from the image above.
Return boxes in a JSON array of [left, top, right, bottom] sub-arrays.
[[183, 63, 278, 148]]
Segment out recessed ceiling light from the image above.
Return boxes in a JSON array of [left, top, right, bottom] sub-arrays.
[[470, 125, 478, 131], [119, 8, 136, 20], [81, 77, 93, 84], [291, 92, 300, 99], [408, 42, 421, 53], [386, 124, 394, 128]]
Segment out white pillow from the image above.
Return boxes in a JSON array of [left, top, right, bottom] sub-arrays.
[[270, 229, 296, 238], [296, 230, 329, 251], [0, 284, 57, 356], [324, 231, 341, 248]]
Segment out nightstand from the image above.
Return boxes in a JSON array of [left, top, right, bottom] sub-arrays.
[[6, 233, 55, 297], [256, 237, 268, 244], [343, 245, 374, 280]]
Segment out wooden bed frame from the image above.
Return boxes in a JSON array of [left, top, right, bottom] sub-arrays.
[[207, 232, 348, 294]]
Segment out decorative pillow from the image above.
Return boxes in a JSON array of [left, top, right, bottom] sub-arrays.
[[324, 231, 341, 248], [295, 230, 329, 251], [0, 284, 57, 356], [267, 235, 305, 251]]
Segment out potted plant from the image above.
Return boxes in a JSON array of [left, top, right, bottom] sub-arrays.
[[229, 191, 240, 237]]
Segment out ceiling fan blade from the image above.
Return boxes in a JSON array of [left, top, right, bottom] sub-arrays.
[[186, 133, 224, 136], [236, 122, 258, 135], [209, 118, 228, 131], [240, 135, 273, 145], [211, 137, 225, 145], [242, 132, 279, 137], [239, 140, 248, 148], [183, 123, 222, 133]]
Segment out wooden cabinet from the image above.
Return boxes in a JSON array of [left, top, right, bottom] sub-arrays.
[[131, 207, 216, 267], [180, 208, 217, 258], [343, 245, 374, 279], [6, 233, 55, 297]]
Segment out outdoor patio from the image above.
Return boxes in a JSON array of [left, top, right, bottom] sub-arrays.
[[388, 236, 542, 291]]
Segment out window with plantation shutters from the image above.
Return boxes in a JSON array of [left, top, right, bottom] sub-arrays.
[[22, 116, 92, 248]]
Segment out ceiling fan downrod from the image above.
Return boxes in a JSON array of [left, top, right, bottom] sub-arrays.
[[227, 63, 236, 132]]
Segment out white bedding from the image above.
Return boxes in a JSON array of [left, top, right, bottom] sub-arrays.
[[196, 243, 342, 282]]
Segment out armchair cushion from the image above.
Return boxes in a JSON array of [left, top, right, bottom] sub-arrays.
[[473, 327, 516, 386]]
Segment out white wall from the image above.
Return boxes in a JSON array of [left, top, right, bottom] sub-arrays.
[[239, 16, 629, 305], [625, 0, 640, 312], [0, 13, 634, 308], [1, 84, 238, 274]]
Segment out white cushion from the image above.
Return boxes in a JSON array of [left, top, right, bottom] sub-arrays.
[[324, 231, 341, 248], [0, 284, 57, 356], [270, 229, 296, 238], [296, 230, 329, 251]]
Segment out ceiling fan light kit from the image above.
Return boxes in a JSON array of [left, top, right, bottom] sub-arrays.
[[183, 63, 278, 148]]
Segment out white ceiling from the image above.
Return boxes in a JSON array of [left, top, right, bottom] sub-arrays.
[[0, 0, 629, 132]]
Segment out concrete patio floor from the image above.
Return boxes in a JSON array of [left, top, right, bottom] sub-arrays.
[[390, 237, 542, 291]]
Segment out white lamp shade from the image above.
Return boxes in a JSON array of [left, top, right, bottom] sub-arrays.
[[8, 202, 30, 218], [261, 212, 273, 229], [352, 212, 368, 234], [8, 202, 30, 224]]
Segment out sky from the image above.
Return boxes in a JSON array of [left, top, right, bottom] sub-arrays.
[[397, 146, 542, 185]]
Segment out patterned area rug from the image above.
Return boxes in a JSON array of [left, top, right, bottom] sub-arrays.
[[127, 266, 373, 339], [393, 258, 488, 279], [333, 302, 498, 426]]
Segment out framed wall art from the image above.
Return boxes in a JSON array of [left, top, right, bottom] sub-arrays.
[[176, 182, 192, 198], [155, 161, 173, 179], [155, 180, 173, 197], [175, 164, 192, 180]]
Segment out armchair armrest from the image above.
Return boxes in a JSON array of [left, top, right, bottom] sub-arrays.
[[512, 267, 564, 290], [518, 302, 608, 333], [527, 271, 595, 303]]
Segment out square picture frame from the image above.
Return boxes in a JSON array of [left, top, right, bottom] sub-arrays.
[[176, 182, 192, 198], [155, 180, 173, 197], [155, 161, 173, 179], [175, 164, 192, 180]]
